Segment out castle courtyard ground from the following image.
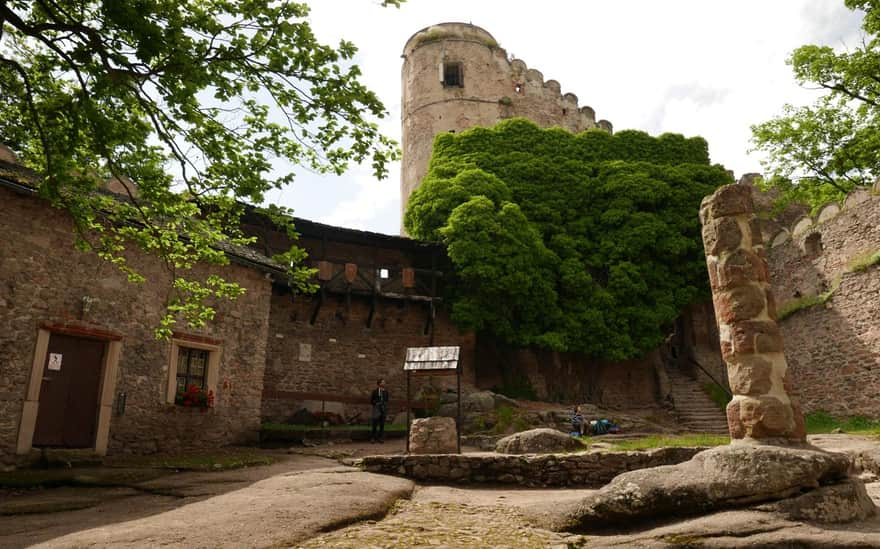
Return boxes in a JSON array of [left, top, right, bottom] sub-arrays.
[[2, 435, 880, 548]]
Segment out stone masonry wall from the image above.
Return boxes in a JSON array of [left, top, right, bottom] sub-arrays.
[[779, 272, 880, 417], [760, 184, 880, 418], [473, 338, 663, 408], [400, 22, 611, 225], [261, 289, 476, 423], [359, 447, 704, 488], [0, 186, 272, 463]]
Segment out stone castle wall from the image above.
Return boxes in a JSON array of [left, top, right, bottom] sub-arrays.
[[248, 219, 477, 423], [261, 289, 476, 423], [759, 182, 880, 418], [474, 339, 665, 409], [400, 22, 611, 225], [0, 185, 272, 463]]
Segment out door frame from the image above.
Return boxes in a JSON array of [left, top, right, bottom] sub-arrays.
[[17, 323, 123, 456]]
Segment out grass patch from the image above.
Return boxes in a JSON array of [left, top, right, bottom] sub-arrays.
[[414, 28, 499, 49], [777, 275, 840, 320], [491, 405, 531, 434], [805, 411, 880, 435], [702, 383, 732, 412], [847, 250, 880, 272], [107, 448, 276, 472], [260, 422, 406, 433], [607, 434, 729, 452], [779, 250, 877, 321]]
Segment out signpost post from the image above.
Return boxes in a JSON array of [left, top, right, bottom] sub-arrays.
[[403, 346, 461, 454]]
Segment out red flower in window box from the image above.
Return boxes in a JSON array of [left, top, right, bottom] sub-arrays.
[[175, 385, 214, 409]]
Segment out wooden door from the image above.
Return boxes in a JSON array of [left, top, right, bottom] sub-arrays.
[[32, 334, 105, 448]]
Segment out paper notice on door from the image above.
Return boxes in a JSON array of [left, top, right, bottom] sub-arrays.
[[48, 353, 63, 371]]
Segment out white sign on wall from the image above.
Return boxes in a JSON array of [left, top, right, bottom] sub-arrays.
[[48, 353, 63, 371], [298, 343, 312, 362]]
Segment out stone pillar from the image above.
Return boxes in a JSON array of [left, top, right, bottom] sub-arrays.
[[699, 185, 806, 443]]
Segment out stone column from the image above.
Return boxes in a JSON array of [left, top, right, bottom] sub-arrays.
[[699, 185, 806, 443]]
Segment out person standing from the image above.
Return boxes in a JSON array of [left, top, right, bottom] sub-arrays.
[[370, 378, 389, 443]]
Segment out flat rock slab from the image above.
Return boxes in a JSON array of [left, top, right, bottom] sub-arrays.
[[538, 443, 855, 532], [32, 466, 414, 549], [574, 508, 880, 548]]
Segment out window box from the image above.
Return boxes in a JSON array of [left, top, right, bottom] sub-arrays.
[[166, 335, 221, 407]]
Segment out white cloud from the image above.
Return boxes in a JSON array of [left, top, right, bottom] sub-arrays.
[[274, 1, 865, 235]]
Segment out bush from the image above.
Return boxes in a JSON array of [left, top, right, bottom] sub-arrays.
[[405, 118, 729, 360]]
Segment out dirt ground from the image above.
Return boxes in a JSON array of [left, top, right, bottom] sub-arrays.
[[3, 435, 880, 548]]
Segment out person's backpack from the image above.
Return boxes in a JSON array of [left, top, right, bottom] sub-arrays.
[[592, 418, 614, 435]]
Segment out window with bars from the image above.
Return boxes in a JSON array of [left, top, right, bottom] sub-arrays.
[[176, 347, 209, 394]]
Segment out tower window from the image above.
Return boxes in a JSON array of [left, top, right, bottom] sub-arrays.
[[443, 62, 463, 88]]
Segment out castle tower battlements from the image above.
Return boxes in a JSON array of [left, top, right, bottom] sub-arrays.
[[400, 22, 612, 230]]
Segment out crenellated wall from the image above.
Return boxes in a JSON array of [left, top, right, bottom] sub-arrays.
[[400, 22, 611, 228]]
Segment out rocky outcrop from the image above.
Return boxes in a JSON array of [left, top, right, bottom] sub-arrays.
[[409, 417, 457, 454], [495, 428, 581, 454], [541, 443, 858, 532]]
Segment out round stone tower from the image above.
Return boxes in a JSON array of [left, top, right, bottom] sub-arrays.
[[400, 22, 612, 230]]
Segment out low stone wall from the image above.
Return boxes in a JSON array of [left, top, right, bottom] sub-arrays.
[[357, 447, 705, 488]]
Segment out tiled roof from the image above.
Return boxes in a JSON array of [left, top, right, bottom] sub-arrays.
[[0, 158, 285, 275], [0, 159, 40, 191]]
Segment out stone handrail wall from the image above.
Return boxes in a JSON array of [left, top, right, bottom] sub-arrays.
[[699, 184, 806, 442], [356, 447, 704, 488]]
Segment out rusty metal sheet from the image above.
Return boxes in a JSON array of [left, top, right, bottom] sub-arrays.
[[317, 261, 333, 281], [402, 267, 415, 288], [344, 262, 357, 283]]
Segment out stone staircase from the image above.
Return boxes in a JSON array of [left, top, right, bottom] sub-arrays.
[[667, 368, 730, 434]]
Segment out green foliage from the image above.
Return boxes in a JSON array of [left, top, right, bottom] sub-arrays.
[[492, 373, 538, 401], [804, 410, 880, 435], [0, 0, 399, 337], [778, 248, 878, 321], [413, 28, 498, 49], [608, 434, 729, 451], [777, 287, 838, 320], [701, 383, 732, 412], [751, 1, 880, 210], [405, 119, 729, 360], [492, 404, 530, 434]]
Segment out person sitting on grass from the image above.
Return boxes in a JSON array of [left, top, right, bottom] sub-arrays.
[[571, 405, 586, 437]]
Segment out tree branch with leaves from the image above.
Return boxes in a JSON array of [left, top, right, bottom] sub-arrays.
[[0, 0, 402, 337], [751, 0, 880, 211]]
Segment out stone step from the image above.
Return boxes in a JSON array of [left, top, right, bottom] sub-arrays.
[[666, 369, 728, 434]]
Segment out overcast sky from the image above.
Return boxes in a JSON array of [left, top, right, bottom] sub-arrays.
[[263, 1, 864, 235]]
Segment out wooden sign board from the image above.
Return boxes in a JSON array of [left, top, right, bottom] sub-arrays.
[[403, 346, 459, 370]]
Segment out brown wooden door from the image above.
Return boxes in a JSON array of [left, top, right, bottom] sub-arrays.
[[32, 334, 105, 448]]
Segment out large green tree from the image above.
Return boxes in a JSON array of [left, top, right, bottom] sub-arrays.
[[0, 0, 400, 337], [405, 119, 730, 361], [751, 0, 879, 210]]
